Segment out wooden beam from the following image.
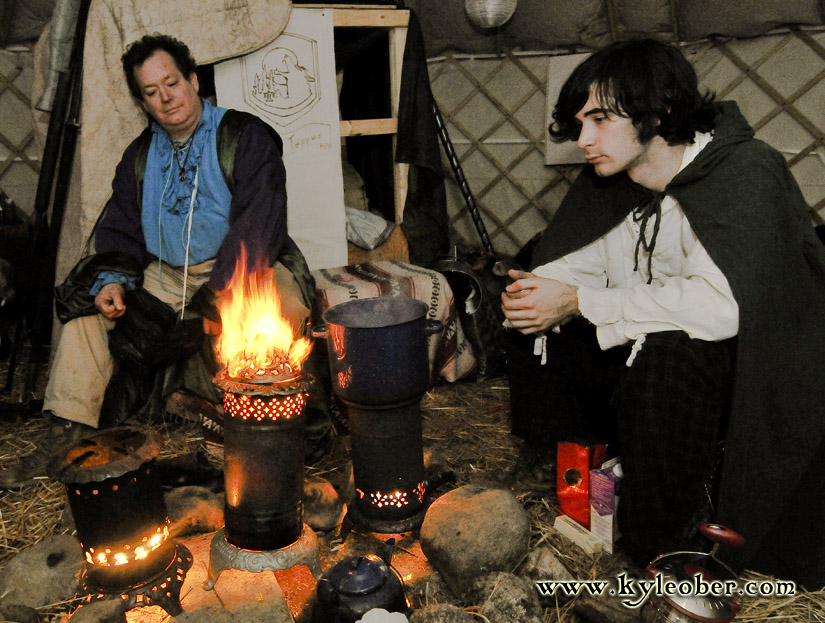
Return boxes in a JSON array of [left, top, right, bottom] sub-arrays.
[[340, 118, 398, 136], [332, 8, 409, 28], [388, 23, 409, 223], [307, 4, 411, 233], [298, 3, 394, 8]]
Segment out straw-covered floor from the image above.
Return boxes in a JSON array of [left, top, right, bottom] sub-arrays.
[[1, 360, 824, 621]]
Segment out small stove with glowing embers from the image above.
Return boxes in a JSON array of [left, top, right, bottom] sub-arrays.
[[50, 427, 193, 617]]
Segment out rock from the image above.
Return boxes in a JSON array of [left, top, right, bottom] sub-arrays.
[[518, 546, 575, 582], [409, 604, 475, 623], [465, 572, 543, 623], [59, 504, 76, 533], [573, 577, 644, 623], [423, 446, 455, 491], [335, 460, 356, 505], [516, 546, 575, 605], [0, 604, 40, 623], [63, 600, 126, 623], [0, 534, 84, 608], [405, 568, 460, 610], [165, 486, 224, 538], [156, 450, 224, 491], [418, 485, 529, 596], [304, 475, 345, 532]]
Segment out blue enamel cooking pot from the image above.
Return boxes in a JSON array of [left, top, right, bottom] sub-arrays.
[[312, 297, 442, 406]]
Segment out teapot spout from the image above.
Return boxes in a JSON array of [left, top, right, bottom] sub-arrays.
[[379, 537, 396, 566]]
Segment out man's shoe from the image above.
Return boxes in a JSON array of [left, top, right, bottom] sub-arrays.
[[0, 413, 95, 489]]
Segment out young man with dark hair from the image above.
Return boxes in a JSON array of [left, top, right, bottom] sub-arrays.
[[503, 38, 825, 588], [0, 34, 332, 489]]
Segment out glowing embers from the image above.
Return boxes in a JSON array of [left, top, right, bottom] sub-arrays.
[[84, 521, 170, 567], [359, 481, 427, 509], [74, 543, 193, 617], [224, 390, 306, 421]]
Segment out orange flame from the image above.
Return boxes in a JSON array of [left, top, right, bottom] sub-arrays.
[[216, 247, 312, 380]]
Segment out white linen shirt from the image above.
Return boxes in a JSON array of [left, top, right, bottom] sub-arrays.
[[533, 131, 739, 350]]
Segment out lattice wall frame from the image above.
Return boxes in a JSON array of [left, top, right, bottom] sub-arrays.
[[0, 48, 39, 219], [429, 30, 825, 258]]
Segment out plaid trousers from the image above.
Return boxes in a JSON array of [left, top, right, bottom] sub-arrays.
[[506, 319, 737, 561]]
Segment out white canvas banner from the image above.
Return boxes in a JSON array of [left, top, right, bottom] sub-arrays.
[[214, 8, 347, 270]]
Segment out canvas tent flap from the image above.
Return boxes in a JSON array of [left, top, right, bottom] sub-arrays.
[[616, 0, 673, 36], [678, 0, 824, 41], [404, 0, 825, 56], [1, 0, 57, 46]]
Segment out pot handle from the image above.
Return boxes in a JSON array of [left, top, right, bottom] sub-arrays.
[[425, 319, 443, 336], [699, 523, 745, 548], [701, 523, 745, 558], [311, 324, 327, 339]]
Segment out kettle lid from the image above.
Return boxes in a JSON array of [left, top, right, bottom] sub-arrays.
[[646, 551, 739, 623], [328, 554, 389, 596]]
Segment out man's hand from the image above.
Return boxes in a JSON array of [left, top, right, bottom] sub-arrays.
[[94, 283, 126, 319], [501, 269, 580, 335]]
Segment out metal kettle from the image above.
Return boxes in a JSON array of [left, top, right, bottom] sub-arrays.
[[644, 524, 745, 623], [313, 539, 407, 623]]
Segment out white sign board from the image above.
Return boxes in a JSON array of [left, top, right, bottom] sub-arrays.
[[215, 8, 348, 270]]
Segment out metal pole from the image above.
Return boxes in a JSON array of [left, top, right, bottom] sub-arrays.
[[4, 0, 91, 397], [3, 69, 71, 396], [23, 0, 90, 396], [431, 100, 495, 255]]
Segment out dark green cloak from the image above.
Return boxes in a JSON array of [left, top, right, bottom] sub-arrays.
[[531, 101, 825, 588]]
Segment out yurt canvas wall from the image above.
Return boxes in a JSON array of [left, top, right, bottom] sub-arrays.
[[405, 0, 825, 257], [3, 1, 825, 259]]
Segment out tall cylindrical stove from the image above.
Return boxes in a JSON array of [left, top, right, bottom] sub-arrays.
[[314, 296, 441, 533], [347, 399, 427, 532], [206, 369, 321, 588]]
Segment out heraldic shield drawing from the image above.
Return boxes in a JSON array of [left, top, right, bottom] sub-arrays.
[[241, 34, 320, 127]]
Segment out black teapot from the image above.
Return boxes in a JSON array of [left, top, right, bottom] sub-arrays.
[[313, 539, 407, 623]]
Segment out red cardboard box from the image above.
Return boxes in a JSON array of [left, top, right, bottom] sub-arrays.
[[557, 442, 607, 530]]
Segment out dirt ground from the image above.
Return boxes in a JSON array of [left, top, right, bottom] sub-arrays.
[[1, 344, 823, 621]]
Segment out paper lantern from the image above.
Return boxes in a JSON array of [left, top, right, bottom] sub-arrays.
[[465, 0, 517, 29]]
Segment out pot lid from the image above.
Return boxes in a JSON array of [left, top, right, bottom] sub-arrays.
[[328, 554, 388, 596], [646, 551, 739, 623]]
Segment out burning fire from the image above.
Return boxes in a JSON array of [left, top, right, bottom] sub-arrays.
[[216, 247, 312, 380]]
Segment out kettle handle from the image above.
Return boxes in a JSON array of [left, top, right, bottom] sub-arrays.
[[311, 324, 327, 339], [700, 523, 745, 551]]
